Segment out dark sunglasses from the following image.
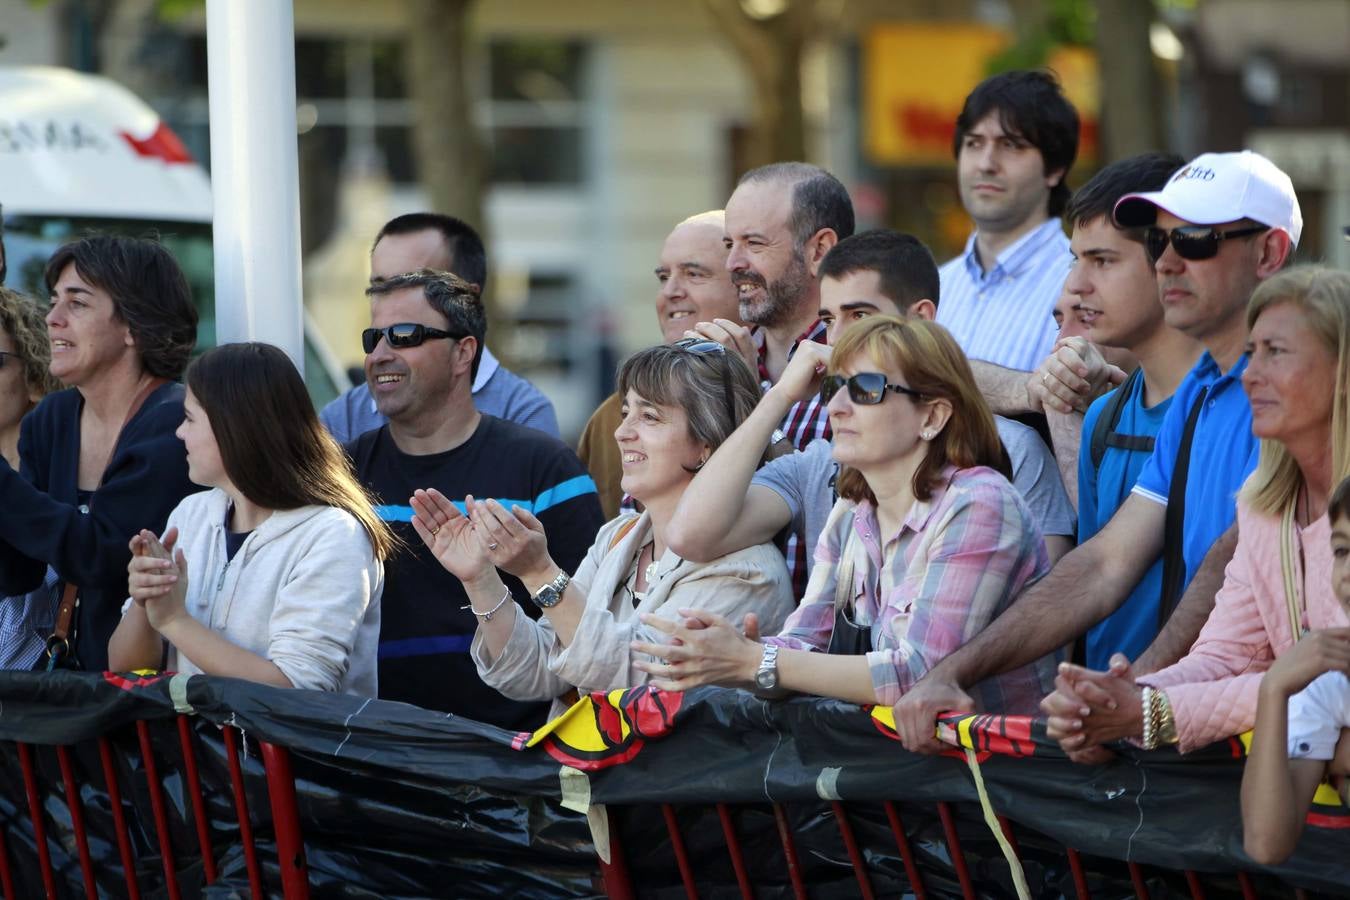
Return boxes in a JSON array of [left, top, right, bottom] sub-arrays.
[[1144, 224, 1268, 263], [820, 372, 923, 406], [671, 337, 737, 425], [362, 323, 463, 354]]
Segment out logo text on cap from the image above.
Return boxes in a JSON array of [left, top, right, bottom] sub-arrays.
[[1171, 166, 1216, 183]]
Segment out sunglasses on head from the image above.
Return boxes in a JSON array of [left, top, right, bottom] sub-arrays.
[[1144, 224, 1269, 264], [671, 337, 737, 425], [820, 372, 923, 406], [362, 323, 463, 354]]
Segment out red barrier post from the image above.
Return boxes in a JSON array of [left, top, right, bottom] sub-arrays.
[[714, 803, 754, 900], [16, 742, 57, 900], [829, 801, 876, 900], [258, 741, 310, 900], [175, 716, 218, 883], [1127, 861, 1151, 899], [599, 807, 636, 900], [223, 726, 265, 900], [1183, 869, 1207, 899], [135, 721, 181, 900], [0, 809, 15, 900], [97, 736, 142, 900], [770, 802, 808, 900], [659, 804, 698, 898], [1065, 847, 1091, 900], [54, 745, 97, 899], [882, 800, 927, 900], [935, 801, 977, 900]]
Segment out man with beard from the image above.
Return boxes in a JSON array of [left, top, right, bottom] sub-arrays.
[[687, 162, 854, 596]]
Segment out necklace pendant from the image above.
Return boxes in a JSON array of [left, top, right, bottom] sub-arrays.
[[645, 559, 660, 585]]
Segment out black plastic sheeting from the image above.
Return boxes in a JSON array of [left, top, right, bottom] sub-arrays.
[[0, 671, 1343, 898]]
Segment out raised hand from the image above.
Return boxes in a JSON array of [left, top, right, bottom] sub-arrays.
[[466, 496, 554, 584], [410, 488, 494, 584], [128, 527, 190, 632], [775, 341, 832, 405], [1027, 336, 1127, 414], [684, 317, 758, 376], [1263, 627, 1350, 699]]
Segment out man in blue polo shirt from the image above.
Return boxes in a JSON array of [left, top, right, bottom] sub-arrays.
[[895, 149, 1301, 752]]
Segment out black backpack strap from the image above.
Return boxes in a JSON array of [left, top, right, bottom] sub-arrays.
[[1157, 386, 1208, 629], [1090, 367, 1144, 471]]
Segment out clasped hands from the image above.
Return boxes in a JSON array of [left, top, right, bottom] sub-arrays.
[[1027, 336, 1127, 415], [631, 609, 763, 691], [1040, 653, 1146, 763], [127, 527, 191, 634]]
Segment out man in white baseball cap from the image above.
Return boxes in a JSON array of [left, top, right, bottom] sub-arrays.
[[896, 150, 1300, 754]]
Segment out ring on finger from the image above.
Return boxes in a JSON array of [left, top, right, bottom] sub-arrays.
[[430, 526, 440, 536], [1042, 372, 1050, 384], [487, 541, 499, 551]]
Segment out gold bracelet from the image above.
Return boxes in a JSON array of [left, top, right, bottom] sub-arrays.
[[462, 587, 513, 622], [1141, 687, 1157, 750], [1156, 690, 1179, 746]]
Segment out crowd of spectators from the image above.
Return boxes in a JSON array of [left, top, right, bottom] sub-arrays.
[[0, 67, 1345, 868]]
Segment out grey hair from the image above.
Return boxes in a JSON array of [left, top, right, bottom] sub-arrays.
[[616, 343, 762, 465], [737, 162, 855, 246], [366, 267, 486, 379]]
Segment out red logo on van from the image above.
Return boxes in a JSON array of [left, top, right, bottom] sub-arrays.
[[120, 122, 194, 164]]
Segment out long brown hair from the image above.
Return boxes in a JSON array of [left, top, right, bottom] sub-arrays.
[[185, 343, 397, 560], [829, 316, 1007, 505]]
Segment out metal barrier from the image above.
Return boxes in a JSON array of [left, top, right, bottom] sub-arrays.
[[0, 674, 1344, 898], [0, 717, 306, 899]]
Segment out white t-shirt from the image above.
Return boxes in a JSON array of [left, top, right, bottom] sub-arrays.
[[1287, 670, 1350, 761]]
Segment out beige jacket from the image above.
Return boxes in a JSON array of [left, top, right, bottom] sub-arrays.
[[471, 512, 794, 718]]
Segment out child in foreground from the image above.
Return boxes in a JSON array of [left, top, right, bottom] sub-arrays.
[[1241, 475, 1350, 864]]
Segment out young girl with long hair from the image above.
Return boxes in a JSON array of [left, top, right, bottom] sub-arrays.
[[109, 342, 394, 695]]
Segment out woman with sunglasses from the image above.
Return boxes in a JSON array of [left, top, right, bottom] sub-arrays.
[[629, 317, 1058, 711], [410, 340, 794, 717], [108, 343, 394, 695], [0, 288, 65, 668]]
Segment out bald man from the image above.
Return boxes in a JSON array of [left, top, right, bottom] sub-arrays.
[[577, 212, 745, 517]]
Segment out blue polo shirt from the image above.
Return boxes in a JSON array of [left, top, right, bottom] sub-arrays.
[[1078, 375, 1174, 668], [1131, 352, 1259, 591]]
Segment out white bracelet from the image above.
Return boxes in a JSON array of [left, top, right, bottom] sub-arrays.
[[1140, 686, 1156, 751], [462, 587, 513, 622]]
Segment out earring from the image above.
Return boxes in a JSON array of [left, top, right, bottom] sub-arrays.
[[921, 430, 934, 441]]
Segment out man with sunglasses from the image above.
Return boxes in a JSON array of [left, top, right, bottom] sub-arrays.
[[668, 229, 1075, 586], [320, 213, 559, 443], [345, 269, 604, 726], [896, 150, 1302, 753]]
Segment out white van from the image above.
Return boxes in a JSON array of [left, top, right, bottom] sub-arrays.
[[0, 65, 348, 405]]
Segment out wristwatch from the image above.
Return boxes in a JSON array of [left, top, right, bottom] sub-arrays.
[[531, 570, 570, 609], [754, 644, 780, 690]]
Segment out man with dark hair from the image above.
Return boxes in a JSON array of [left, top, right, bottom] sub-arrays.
[[1041, 153, 1202, 670], [667, 228, 1076, 584], [0, 235, 198, 671], [320, 213, 559, 442], [685, 161, 854, 595], [938, 70, 1081, 409], [897, 151, 1302, 752], [346, 268, 604, 724]]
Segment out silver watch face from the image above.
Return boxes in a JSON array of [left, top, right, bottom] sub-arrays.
[[754, 667, 778, 690], [534, 586, 562, 608]]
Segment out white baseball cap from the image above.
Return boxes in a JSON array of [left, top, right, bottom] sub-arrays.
[[1114, 150, 1302, 247]]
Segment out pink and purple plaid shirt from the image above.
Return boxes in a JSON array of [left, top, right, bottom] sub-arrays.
[[766, 465, 1060, 714]]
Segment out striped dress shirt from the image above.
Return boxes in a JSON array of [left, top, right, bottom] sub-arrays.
[[936, 218, 1071, 372], [765, 465, 1059, 714]]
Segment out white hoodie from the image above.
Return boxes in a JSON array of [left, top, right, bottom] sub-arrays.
[[148, 488, 382, 696]]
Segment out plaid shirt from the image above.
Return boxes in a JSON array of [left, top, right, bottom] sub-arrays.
[[755, 319, 830, 599], [765, 465, 1059, 714]]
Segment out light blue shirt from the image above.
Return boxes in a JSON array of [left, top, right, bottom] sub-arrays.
[[320, 347, 560, 443], [936, 218, 1070, 372]]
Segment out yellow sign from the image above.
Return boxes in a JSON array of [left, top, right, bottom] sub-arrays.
[[864, 23, 1099, 167]]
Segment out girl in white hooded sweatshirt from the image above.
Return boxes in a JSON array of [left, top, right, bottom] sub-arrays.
[[109, 342, 395, 695]]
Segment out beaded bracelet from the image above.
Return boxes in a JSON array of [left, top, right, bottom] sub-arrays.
[[462, 587, 513, 622]]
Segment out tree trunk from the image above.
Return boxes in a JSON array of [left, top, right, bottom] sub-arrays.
[[403, 0, 486, 232], [1095, 0, 1164, 160], [701, 0, 820, 169]]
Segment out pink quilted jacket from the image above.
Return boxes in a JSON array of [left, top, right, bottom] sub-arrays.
[[1138, 501, 1347, 753]]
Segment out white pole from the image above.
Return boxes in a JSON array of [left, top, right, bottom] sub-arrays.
[[205, 0, 304, 370]]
